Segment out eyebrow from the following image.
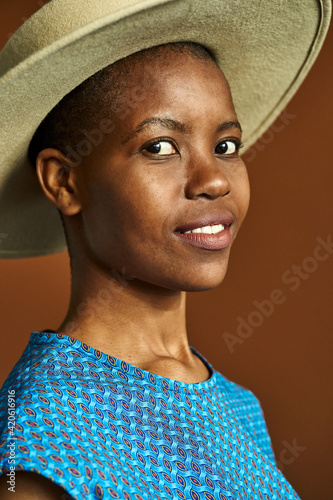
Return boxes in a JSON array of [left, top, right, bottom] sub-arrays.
[[217, 121, 242, 133], [122, 116, 242, 144]]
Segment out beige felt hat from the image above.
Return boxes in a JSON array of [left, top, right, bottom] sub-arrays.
[[0, 0, 331, 258]]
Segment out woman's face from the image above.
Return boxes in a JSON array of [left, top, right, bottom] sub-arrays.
[[74, 49, 250, 292]]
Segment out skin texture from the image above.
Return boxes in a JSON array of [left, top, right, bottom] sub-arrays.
[[35, 49, 250, 385], [0, 47, 250, 499]]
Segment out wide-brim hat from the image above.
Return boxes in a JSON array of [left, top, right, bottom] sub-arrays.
[[0, 0, 331, 258]]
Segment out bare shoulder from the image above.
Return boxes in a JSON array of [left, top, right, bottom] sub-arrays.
[[0, 471, 73, 499]]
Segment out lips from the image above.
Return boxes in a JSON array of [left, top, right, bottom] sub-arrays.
[[175, 212, 234, 251]]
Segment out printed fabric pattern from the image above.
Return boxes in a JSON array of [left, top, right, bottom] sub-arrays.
[[0, 331, 300, 499]]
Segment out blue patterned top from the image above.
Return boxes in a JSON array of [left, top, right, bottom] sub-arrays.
[[0, 330, 300, 499]]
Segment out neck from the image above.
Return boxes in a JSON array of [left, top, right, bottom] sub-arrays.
[[57, 258, 198, 372]]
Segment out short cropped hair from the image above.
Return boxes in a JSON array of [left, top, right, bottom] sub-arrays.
[[28, 42, 216, 167]]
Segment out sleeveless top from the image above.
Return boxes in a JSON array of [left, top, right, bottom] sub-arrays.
[[0, 330, 300, 499]]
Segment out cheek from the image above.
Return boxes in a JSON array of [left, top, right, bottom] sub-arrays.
[[232, 166, 250, 223], [84, 167, 169, 250]]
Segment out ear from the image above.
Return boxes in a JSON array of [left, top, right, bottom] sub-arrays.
[[35, 148, 82, 216]]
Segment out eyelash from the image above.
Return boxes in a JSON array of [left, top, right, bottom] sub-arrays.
[[215, 138, 244, 156], [141, 137, 178, 156], [141, 137, 243, 157]]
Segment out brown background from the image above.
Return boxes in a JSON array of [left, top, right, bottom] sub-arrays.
[[0, 2, 332, 499]]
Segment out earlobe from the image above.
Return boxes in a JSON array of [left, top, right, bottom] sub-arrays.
[[35, 148, 82, 216]]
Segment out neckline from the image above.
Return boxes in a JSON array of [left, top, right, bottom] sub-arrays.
[[31, 330, 217, 394]]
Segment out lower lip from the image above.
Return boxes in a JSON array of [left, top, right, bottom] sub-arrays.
[[175, 227, 232, 251]]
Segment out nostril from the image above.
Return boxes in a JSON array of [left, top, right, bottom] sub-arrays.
[[196, 190, 230, 200], [184, 175, 231, 200]]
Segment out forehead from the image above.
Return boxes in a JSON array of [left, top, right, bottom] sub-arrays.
[[95, 50, 238, 153], [75, 47, 239, 174], [114, 43, 224, 86], [104, 45, 232, 113]]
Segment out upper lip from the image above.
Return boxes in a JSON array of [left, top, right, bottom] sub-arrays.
[[175, 212, 234, 233]]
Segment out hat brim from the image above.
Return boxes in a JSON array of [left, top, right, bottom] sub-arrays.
[[0, 0, 331, 258]]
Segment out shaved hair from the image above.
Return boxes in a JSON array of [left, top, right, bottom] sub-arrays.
[[28, 42, 217, 167]]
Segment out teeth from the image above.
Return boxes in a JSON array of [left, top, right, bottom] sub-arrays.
[[184, 224, 225, 235]]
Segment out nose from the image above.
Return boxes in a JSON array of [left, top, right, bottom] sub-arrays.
[[184, 154, 231, 200]]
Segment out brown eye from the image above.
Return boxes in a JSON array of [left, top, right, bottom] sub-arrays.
[[215, 140, 239, 155], [146, 141, 177, 155]]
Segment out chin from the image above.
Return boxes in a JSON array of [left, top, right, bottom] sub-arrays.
[[170, 266, 229, 293], [181, 276, 227, 293], [129, 257, 230, 293]]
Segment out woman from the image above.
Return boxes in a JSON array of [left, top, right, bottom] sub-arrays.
[[0, 1, 330, 499]]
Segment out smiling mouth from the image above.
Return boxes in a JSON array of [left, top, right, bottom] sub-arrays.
[[175, 222, 232, 251], [181, 223, 225, 235], [174, 212, 234, 250]]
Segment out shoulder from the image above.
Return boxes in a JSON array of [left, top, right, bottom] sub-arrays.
[[213, 370, 259, 404], [0, 471, 73, 499], [213, 371, 266, 424], [212, 371, 275, 458]]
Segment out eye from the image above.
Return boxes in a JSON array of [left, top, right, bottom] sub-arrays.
[[144, 140, 177, 156], [215, 139, 242, 156]]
